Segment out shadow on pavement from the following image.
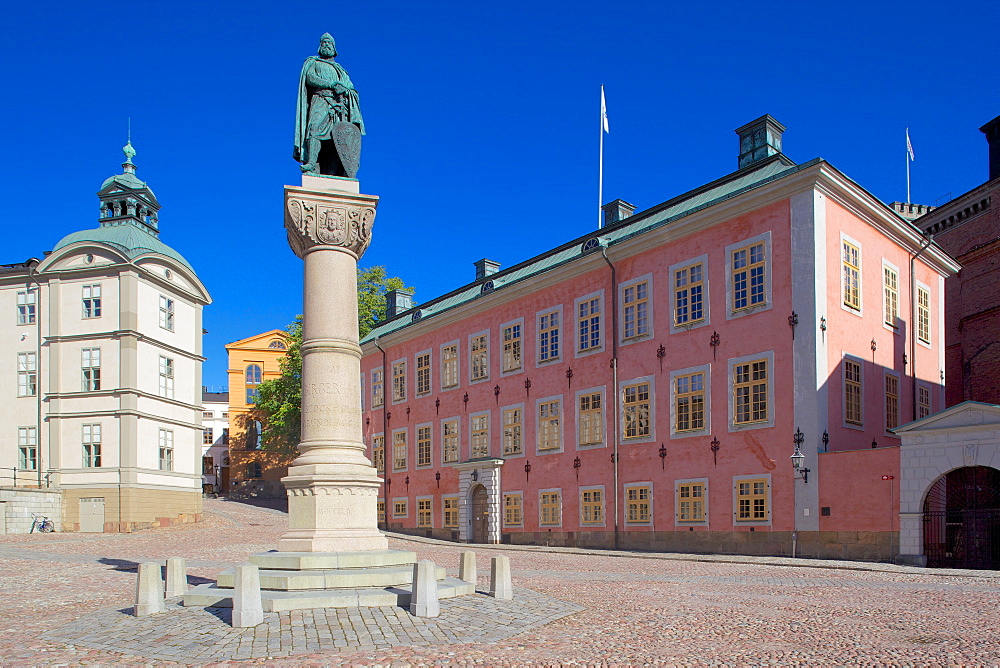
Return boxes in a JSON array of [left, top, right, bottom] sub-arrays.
[[218, 496, 289, 513], [97, 557, 214, 585]]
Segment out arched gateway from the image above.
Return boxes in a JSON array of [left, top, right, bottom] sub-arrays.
[[922, 466, 1000, 569]]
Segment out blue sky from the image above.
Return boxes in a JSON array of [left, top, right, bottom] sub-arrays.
[[2, 1, 997, 388]]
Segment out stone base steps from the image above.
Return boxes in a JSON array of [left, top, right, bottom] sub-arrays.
[[216, 563, 448, 590], [183, 578, 475, 612]]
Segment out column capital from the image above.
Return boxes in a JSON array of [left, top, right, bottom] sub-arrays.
[[284, 185, 378, 259]]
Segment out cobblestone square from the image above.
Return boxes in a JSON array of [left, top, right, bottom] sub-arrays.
[[1, 498, 998, 665]]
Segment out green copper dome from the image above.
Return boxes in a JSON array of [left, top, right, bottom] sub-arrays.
[[53, 224, 195, 272]]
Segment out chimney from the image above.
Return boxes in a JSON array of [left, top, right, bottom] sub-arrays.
[[735, 115, 785, 169], [384, 288, 414, 319], [980, 114, 1000, 182], [474, 259, 501, 281], [601, 199, 636, 227]]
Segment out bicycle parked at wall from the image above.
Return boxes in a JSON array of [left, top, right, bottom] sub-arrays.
[[30, 513, 54, 533]]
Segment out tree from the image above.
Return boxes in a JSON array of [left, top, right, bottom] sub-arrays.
[[247, 265, 412, 452]]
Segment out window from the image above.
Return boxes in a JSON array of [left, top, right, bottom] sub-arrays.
[[18, 427, 37, 470], [159, 356, 175, 399], [733, 359, 767, 425], [580, 488, 603, 525], [372, 368, 384, 407], [578, 392, 603, 446], [393, 499, 408, 518], [538, 399, 561, 451], [245, 364, 262, 385], [417, 425, 432, 467], [158, 429, 174, 471], [247, 420, 263, 449], [842, 241, 861, 311], [222, 428, 229, 444], [246, 461, 263, 478], [203, 427, 214, 445], [732, 241, 766, 311], [17, 289, 36, 325], [674, 372, 705, 432], [268, 340, 286, 349], [82, 284, 102, 319], [82, 424, 102, 467], [392, 361, 406, 402], [674, 263, 705, 325], [81, 347, 101, 391], [203, 456, 214, 475], [677, 482, 705, 522], [885, 373, 899, 431], [416, 352, 431, 395], [918, 385, 931, 419], [623, 280, 649, 339], [159, 295, 175, 331], [884, 264, 899, 328], [626, 485, 651, 524], [503, 493, 522, 526], [538, 309, 560, 362], [471, 334, 489, 381], [378, 500, 386, 524], [444, 497, 459, 527], [471, 413, 489, 458], [441, 344, 458, 389], [577, 296, 601, 353], [442, 420, 459, 463], [844, 359, 863, 426], [503, 407, 522, 455], [917, 286, 931, 344], [222, 412, 229, 419], [372, 435, 385, 473], [540, 490, 561, 525], [393, 431, 407, 470], [417, 498, 432, 528], [17, 352, 37, 397], [502, 323, 522, 372], [623, 382, 650, 439], [202, 411, 214, 419], [736, 478, 769, 522]]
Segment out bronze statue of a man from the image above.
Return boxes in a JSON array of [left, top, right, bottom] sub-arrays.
[[293, 33, 365, 177]]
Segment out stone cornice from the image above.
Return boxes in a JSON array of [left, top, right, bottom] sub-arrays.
[[42, 329, 206, 362], [284, 185, 378, 259]]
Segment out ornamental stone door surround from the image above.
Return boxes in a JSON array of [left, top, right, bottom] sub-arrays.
[[455, 458, 503, 544]]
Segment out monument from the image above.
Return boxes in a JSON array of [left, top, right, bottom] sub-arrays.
[[185, 34, 473, 611]]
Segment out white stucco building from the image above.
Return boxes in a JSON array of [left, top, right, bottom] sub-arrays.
[[201, 389, 230, 494], [0, 142, 211, 531]]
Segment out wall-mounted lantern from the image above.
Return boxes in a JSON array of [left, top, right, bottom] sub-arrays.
[[435, 471, 441, 488], [658, 443, 667, 470], [524, 461, 531, 481], [573, 456, 581, 481], [710, 436, 720, 465], [822, 431, 829, 452], [791, 427, 810, 483]]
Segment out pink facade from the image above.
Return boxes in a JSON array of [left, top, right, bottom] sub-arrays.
[[359, 118, 958, 560]]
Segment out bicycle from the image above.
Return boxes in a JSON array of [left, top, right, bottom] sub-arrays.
[[30, 513, 54, 533]]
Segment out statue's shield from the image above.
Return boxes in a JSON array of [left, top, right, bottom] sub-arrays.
[[332, 122, 362, 178]]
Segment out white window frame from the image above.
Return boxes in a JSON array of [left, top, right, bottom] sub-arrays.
[[17, 352, 37, 397], [82, 283, 102, 319], [501, 403, 524, 458], [575, 386, 606, 449], [669, 364, 711, 439], [842, 354, 865, 430], [415, 349, 432, 396], [619, 273, 654, 345], [158, 355, 175, 399], [882, 259, 900, 333], [469, 410, 491, 458], [16, 289, 37, 326], [82, 423, 102, 467], [440, 340, 460, 391], [81, 347, 101, 392], [574, 290, 604, 358], [371, 366, 384, 408], [392, 428, 408, 472], [391, 358, 407, 404], [500, 317, 524, 375], [725, 231, 772, 320], [579, 485, 606, 527], [727, 350, 775, 432], [538, 488, 562, 527], [18, 426, 37, 470], [624, 482, 653, 526], [840, 233, 864, 317], [619, 375, 656, 443], [159, 295, 175, 331], [158, 428, 174, 471], [371, 432, 385, 474], [536, 395, 564, 455], [916, 280, 932, 348], [675, 477, 709, 527], [469, 330, 490, 383], [415, 422, 433, 468], [732, 473, 771, 526], [669, 255, 710, 333], [536, 305, 563, 366]]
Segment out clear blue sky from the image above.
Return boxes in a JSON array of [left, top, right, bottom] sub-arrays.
[[2, 1, 997, 388]]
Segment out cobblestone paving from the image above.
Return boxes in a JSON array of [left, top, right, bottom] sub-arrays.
[[1, 497, 999, 665]]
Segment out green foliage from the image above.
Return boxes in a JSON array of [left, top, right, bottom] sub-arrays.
[[250, 266, 411, 451]]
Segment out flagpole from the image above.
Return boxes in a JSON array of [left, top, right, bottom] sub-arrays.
[[598, 86, 605, 229], [906, 127, 912, 204]]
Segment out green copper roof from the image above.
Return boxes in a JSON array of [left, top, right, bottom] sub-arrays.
[[362, 155, 814, 345], [53, 222, 194, 272]]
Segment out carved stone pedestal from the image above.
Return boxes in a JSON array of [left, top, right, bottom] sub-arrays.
[[278, 174, 387, 553]]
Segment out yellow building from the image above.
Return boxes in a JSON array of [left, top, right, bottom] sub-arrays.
[[225, 330, 294, 498]]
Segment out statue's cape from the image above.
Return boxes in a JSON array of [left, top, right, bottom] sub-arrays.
[[293, 56, 366, 162]]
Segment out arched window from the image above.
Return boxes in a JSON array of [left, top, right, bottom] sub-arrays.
[[268, 340, 286, 350], [245, 461, 262, 479], [246, 364, 262, 384]]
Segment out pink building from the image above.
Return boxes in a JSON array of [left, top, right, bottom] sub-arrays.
[[359, 116, 959, 561]]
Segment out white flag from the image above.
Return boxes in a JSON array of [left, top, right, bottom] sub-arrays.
[[906, 127, 915, 161], [601, 85, 609, 133]]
